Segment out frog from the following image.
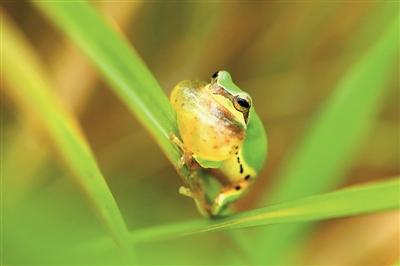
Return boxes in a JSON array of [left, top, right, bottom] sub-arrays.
[[170, 70, 267, 216]]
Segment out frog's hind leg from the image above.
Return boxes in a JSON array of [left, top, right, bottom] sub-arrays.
[[210, 180, 251, 216]]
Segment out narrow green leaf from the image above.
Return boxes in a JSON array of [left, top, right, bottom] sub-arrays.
[[86, 178, 398, 247], [32, 0, 182, 170], [252, 8, 399, 263], [2, 15, 134, 259]]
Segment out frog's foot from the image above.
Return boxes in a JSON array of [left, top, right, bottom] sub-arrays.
[[179, 186, 195, 198], [169, 133, 198, 170], [211, 193, 228, 216], [179, 186, 211, 217], [180, 152, 198, 170]]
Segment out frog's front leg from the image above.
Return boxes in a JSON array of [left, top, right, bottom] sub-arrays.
[[210, 180, 251, 216], [170, 133, 210, 216], [169, 132, 201, 195], [169, 133, 199, 170]]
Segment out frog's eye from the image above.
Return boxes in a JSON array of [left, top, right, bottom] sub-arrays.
[[233, 95, 251, 112], [211, 71, 219, 79]]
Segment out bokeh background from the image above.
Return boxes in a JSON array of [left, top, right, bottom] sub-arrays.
[[2, 1, 399, 265]]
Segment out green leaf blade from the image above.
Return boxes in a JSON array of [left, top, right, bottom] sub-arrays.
[[2, 15, 134, 260], [86, 178, 399, 247], [32, 0, 181, 167], [133, 178, 399, 242]]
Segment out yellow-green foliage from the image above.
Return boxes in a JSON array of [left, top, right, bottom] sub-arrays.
[[2, 1, 399, 265]]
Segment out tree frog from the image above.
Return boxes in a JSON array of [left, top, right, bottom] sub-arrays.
[[170, 70, 267, 216]]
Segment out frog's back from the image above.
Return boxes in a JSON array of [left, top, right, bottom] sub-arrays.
[[170, 80, 245, 164]]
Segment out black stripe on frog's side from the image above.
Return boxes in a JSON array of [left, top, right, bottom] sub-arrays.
[[236, 155, 244, 174]]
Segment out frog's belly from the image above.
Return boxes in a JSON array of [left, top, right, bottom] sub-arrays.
[[178, 109, 245, 162], [171, 81, 245, 162]]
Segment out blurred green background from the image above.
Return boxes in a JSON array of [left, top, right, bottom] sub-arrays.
[[1, 1, 399, 265]]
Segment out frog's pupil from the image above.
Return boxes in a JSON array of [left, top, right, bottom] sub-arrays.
[[237, 98, 250, 108], [212, 71, 219, 78]]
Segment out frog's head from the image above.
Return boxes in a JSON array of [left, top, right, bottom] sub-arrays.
[[210, 70, 252, 124]]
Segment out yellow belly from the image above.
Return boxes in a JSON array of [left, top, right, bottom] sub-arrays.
[[171, 80, 245, 162]]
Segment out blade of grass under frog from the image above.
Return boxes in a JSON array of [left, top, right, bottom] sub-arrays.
[[82, 178, 398, 248]]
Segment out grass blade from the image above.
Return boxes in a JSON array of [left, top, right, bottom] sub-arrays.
[[86, 178, 398, 246], [32, 0, 182, 170], [2, 15, 134, 259]]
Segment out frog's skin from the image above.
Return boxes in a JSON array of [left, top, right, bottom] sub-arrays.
[[170, 71, 267, 216]]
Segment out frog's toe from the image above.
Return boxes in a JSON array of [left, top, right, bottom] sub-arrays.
[[169, 133, 184, 150], [211, 203, 223, 216], [178, 156, 186, 169], [211, 194, 226, 216], [178, 153, 192, 170], [181, 152, 200, 170], [178, 186, 194, 198]]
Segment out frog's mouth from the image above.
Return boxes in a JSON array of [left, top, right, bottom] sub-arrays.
[[209, 84, 250, 124]]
